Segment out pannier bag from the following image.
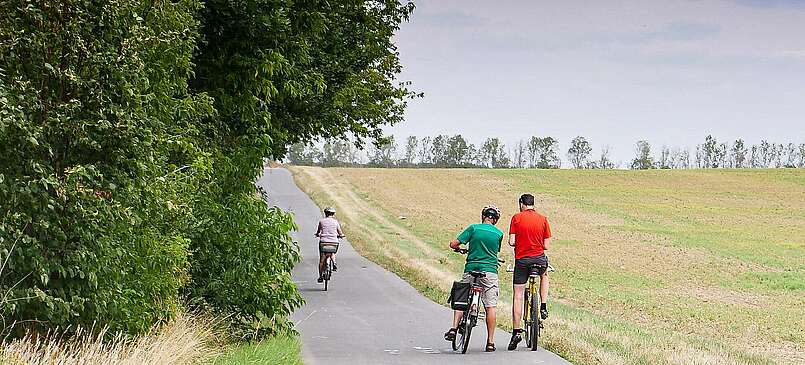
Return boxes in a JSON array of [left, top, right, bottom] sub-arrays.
[[448, 281, 471, 310]]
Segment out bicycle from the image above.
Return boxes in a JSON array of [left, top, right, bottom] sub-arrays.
[[317, 236, 343, 291], [508, 263, 555, 351], [451, 248, 504, 354]]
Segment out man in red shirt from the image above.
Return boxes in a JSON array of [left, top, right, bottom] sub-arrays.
[[507, 193, 552, 350]]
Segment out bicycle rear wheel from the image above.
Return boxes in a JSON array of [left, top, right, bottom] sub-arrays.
[[459, 313, 474, 354], [451, 316, 463, 351], [530, 293, 540, 351], [523, 290, 531, 348], [324, 258, 333, 291]]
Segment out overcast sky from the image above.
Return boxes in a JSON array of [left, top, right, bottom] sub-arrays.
[[388, 0, 805, 164]]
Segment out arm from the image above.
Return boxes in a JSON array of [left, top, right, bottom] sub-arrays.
[[543, 237, 551, 251], [452, 226, 473, 250], [543, 219, 552, 250], [336, 222, 345, 238], [508, 215, 517, 247], [314, 221, 322, 237]]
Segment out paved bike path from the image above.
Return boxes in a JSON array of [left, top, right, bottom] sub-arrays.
[[259, 168, 572, 365]]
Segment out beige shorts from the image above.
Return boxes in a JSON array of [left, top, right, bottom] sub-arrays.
[[460, 272, 499, 308]]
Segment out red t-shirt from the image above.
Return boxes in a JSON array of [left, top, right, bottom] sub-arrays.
[[509, 209, 552, 259]]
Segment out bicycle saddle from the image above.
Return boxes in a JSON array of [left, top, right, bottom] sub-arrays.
[[528, 264, 547, 276], [468, 271, 487, 278]]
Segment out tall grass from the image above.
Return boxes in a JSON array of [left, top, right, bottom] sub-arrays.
[[1, 312, 219, 365]]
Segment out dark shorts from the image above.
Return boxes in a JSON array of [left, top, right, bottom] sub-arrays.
[[319, 242, 339, 254], [513, 255, 548, 285]]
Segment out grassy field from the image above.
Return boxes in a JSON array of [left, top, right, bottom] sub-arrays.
[[290, 166, 804, 365]]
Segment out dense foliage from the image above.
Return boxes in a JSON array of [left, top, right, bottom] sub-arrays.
[[1, 0, 416, 338]]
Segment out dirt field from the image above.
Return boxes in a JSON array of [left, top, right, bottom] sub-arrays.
[[289, 166, 805, 365]]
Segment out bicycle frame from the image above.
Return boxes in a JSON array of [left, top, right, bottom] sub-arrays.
[[468, 282, 483, 316]]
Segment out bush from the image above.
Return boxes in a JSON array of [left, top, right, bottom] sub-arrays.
[[0, 0, 209, 335]]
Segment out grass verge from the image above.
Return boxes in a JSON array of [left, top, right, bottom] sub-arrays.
[[215, 334, 303, 365]]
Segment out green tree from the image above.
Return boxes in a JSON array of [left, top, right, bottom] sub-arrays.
[[567, 136, 592, 169], [287, 143, 316, 165], [528, 137, 561, 169], [631, 140, 655, 169], [444, 135, 475, 167], [480, 138, 509, 168], [184, 0, 418, 334], [512, 140, 527, 168], [368, 137, 397, 167], [431, 135, 449, 166], [799, 144, 805, 168], [402, 136, 418, 167], [731, 139, 747, 168], [591, 146, 616, 169], [418, 136, 432, 165], [0, 0, 211, 335]]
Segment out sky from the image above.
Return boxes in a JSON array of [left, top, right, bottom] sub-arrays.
[[388, 0, 805, 165]]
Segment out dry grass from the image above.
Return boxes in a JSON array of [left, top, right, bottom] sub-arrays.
[[290, 166, 805, 365], [1, 312, 219, 365]]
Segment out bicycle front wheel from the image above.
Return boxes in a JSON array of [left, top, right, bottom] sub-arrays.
[[530, 293, 540, 351]]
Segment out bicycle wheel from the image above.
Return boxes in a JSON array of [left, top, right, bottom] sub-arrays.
[[530, 292, 540, 351], [460, 313, 474, 354], [523, 289, 531, 348], [451, 316, 463, 351], [324, 258, 333, 291]]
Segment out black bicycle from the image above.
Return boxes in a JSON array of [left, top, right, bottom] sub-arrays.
[[317, 237, 343, 291], [321, 249, 335, 291], [451, 248, 504, 354]]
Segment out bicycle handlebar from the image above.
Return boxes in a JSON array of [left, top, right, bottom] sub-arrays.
[[504, 264, 557, 273], [453, 248, 505, 264]]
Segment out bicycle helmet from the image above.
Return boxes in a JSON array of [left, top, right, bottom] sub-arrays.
[[324, 207, 336, 215], [481, 204, 501, 220]]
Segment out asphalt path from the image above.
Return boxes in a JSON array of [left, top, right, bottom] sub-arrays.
[[258, 168, 572, 365]]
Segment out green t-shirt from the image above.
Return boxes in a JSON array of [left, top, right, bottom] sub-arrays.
[[457, 223, 503, 274]]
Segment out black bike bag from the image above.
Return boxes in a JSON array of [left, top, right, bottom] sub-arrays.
[[448, 281, 471, 310]]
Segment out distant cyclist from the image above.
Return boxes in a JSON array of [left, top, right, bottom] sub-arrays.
[[315, 207, 344, 283], [444, 205, 503, 352], [507, 193, 552, 351]]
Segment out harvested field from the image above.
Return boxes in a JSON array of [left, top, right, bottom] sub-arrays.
[[290, 167, 805, 365]]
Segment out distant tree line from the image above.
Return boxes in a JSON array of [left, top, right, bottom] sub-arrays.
[[288, 134, 805, 169]]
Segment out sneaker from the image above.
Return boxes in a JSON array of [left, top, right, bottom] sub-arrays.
[[444, 328, 457, 342], [507, 330, 522, 350], [317, 276, 324, 283], [540, 307, 549, 320]]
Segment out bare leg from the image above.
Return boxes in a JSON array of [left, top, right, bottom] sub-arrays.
[[539, 274, 549, 304], [512, 284, 526, 329], [485, 307, 496, 343], [452, 310, 463, 329], [318, 253, 327, 277]]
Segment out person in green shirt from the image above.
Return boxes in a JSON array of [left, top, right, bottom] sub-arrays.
[[444, 205, 504, 352]]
